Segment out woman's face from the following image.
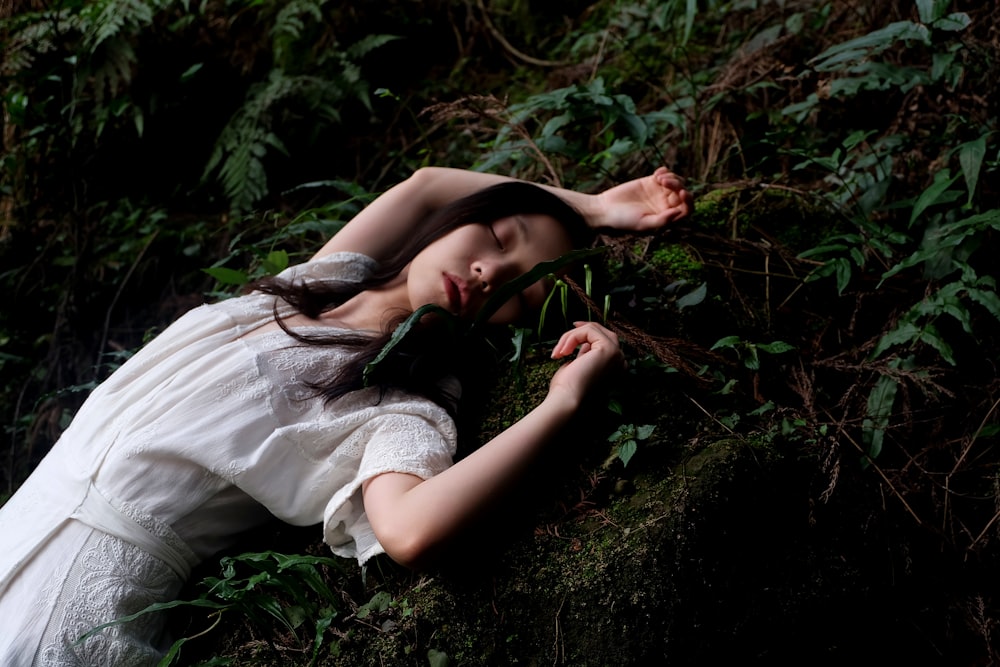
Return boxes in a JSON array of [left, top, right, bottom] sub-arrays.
[[406, 213, 574, 324]]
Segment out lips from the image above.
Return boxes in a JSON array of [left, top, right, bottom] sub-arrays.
[[443, 273, 465, 313]]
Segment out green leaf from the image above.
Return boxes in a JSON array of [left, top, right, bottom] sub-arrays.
[[916, 323, 956, 364], [363, 304, 455, 387], [910, 169, 958, 227], [682, 0, 696, 44], [427, 648, 451, 667], [834, 257, 852, 294], [863, 373, 899, 459], [357, 591, 393, 619], [471, 247, 603, 332], [956, 135, 987, 206], [79, 598, 229, 642], [203, 266, 249, 285], [635, 424, 656, 440], [966, 287, 1000, 322], [509, 327, 528, 364], [262, 249, 289, 275], [935, 12, 971, 31], [916, 0, 946, 23], [710, 335, 742, 351], [810, 21, 930, 71], [676, 282, 707, 310], [871, 321, 920, 359], [617, 439, 638, 467], [756, 341, 796, 355]]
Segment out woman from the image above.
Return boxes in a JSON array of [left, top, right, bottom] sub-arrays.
[[0, 165, 691, 664]]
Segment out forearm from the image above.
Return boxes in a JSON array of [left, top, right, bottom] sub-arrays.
[[313, 166, 602, 261], [363, 391, 578, 567]]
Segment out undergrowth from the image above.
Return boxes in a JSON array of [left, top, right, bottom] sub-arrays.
[[2, 0, 999, 663]]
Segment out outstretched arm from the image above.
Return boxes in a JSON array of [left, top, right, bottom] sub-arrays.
[[312, 166, 692, 262], [361, 321, 623, 569]]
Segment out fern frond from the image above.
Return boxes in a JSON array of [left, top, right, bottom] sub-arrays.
[[81, 0, 156, 52], [271, 0, 328, 66], [89, 38, 138, 103], [345, 33, 400, 59], [1, 9, 75, 76]]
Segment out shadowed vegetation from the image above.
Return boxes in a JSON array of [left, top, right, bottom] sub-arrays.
[[2, 0, 999, 663]]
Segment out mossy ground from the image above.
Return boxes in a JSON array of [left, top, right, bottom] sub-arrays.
[[180, 189, 998, 665]]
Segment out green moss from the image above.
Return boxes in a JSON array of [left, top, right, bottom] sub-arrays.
[[648, 243, 703, 281]]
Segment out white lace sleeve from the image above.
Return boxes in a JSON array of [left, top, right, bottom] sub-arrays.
[[323, 407, 456, 564], [274, 251, 378, 285]]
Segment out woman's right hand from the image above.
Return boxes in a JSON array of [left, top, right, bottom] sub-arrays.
[[546, 321, 625, 410], [594, 167, 693, 232]]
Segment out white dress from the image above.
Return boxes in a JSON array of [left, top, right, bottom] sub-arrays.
[[0, 252, 457, 665]]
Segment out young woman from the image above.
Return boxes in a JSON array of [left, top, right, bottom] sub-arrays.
[[0, 165, 691, 665]]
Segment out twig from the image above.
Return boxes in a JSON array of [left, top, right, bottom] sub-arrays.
[[827, 409, 924, 527], [476, 0, 569, 68], [552, 594, 566, 666]]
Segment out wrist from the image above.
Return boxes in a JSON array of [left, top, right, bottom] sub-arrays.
[[579, 192, 607, 229], [540, 386, 583, 418]]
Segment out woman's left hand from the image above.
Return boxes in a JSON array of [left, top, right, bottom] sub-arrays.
[[546, 321, 625, 409], [594, 167, 693, 231]]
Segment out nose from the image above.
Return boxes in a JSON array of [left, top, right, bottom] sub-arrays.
[[473, 258, 511, 293]]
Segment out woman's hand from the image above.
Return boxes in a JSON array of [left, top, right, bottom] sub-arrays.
[[546, 321, 625, 410], [594, 167, 693, 231]]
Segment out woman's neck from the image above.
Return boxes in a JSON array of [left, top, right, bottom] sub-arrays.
[[319, 271, 411, 333]]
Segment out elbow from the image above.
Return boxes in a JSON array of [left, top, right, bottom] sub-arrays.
[[375, 523, 442, 571]]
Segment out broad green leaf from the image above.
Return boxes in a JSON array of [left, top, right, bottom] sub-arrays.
[[427, 648, 451, 667], [618, 439, 638, 467], [676, 282, 707, 310], [262, 249, 289, 275], [710, 335, 742, 350], [910, 169, 958, 227], [757, 341, 796, 355], [203, 266, 249, 285], [916, 0, 948, 23], [935, 12, 971, 31], [956, 135, 987, 206], [635, 424, 656, 440], [357, 591, 392, 619]]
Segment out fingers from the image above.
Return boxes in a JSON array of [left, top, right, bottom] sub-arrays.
[[653, 167, 693, 223], [551, 321, 619, 360]]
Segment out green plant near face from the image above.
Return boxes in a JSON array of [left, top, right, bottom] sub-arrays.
[[80, 550, 346, 666], [363, 248, 603, 387]]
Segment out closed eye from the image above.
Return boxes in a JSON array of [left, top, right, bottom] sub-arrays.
[[488, 223, 505, 251]]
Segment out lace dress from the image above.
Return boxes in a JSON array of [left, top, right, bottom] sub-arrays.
[[0, 252, 457, 665]]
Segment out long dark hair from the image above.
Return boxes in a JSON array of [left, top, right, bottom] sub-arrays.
[[251, 181, 591, 417]]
